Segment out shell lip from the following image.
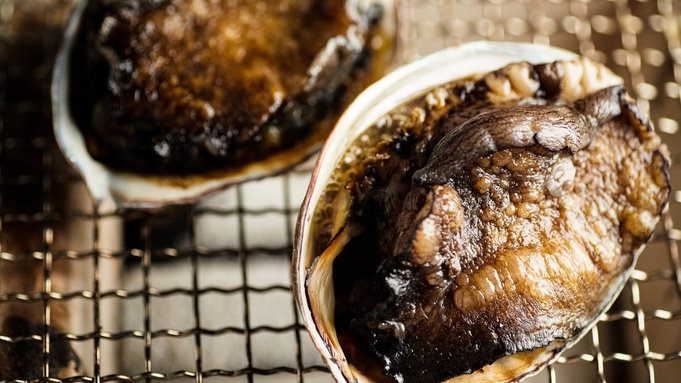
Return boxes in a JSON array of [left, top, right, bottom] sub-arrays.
[[294, 41, 584, 383], [52, 0, 404, 212]]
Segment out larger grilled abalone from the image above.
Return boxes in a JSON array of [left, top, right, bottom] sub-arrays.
[[53, 0, 401, 208], [294, 42, 671, 383]]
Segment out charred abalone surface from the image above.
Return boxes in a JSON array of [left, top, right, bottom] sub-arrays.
[[300, 52, 670, 383], [69, 0, 393, 175]]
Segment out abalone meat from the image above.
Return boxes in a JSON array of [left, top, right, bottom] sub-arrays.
[[53, 0, 401, 208], [294, 42, 671, 383]]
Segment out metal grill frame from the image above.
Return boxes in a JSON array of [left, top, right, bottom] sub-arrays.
[[0, 0, 680, 382]]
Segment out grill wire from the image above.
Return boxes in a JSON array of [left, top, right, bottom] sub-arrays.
[[0, 0, 680, 382]]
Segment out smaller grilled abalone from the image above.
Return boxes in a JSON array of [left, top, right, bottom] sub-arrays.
[[294, 42, 671, 383], [53, 0, 401, 209]]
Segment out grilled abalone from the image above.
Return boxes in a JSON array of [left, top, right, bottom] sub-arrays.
[[294, 42, 671, 383], [53, 0, 401, 208]]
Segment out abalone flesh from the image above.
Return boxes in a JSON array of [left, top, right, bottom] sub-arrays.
[[294, 42, 670, 383], [53, 0, 401, 208]]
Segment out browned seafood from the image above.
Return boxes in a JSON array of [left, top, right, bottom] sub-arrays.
[[53, 0, 400, 207], [294, 42, 670, 383]]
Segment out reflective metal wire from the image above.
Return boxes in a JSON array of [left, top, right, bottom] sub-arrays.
[[0, 0, 680, 382]]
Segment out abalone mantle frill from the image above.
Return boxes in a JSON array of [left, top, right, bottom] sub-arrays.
[[304, 57, 670, 382], [69, 0, 392, 176]]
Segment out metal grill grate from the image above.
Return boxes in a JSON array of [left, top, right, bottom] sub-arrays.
[[0, 0, 679, 382]]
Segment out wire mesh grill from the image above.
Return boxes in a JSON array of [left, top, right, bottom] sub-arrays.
[[0, 0, 679, 382]]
